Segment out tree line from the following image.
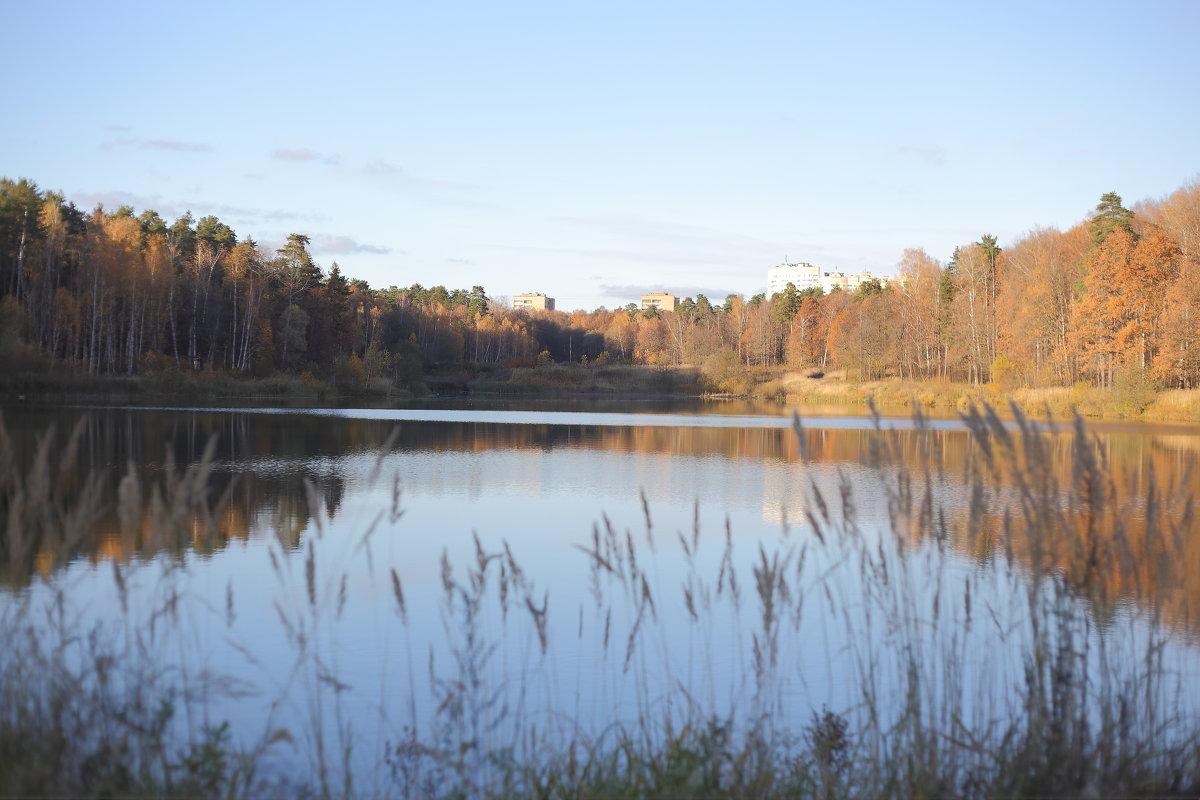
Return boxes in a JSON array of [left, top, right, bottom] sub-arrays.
[[1, 177, 1198, 389], [0, 181, 580, 387]]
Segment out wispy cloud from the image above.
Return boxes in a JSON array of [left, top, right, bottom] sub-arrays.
[[563, 215, 780, 253], [895, 144, 946, 166], [599, 284, 741, 301], [311, 235, 392, 255], [145, 139, 212, 152], [813, 223, 987, 237], [496, 242, 777, 274], [500, 215, 783, 269], [272, 148, 341, 165], [97, 139, 136, 151], [341, 159, 489, 208], [258, 208, 324, 222], [100, 137, 213, 153], [72, 189, 322, 226], [73, 189, 166, 212]]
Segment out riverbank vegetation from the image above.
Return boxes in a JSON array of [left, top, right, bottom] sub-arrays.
[[2, 404, 1199, 797], [2, 178, 1199, 418], [748, 369, 1200, 422]]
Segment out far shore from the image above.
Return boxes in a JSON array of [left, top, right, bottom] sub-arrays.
[[2, 365, 1199, 425]]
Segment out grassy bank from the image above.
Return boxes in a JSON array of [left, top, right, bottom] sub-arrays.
[[754, 370, 1200, 423], [2, 404, 1198, 798], [0, 369, 417, 405], [464, 363, 706, 396], [468, 360, 1200, 424], [7, 361, 1199, 426]]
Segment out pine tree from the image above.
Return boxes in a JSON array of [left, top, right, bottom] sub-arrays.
[[1089, 191, 1135, 246]]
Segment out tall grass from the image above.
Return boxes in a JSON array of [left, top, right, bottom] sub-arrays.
[[1, 403, 1198, 798], [0, 416, 284, 797]]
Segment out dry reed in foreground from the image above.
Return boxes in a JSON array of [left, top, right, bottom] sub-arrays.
[[1, 403, 1198, 798]]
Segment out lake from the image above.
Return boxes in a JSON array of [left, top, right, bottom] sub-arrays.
[[3, 397, 1199, 791]]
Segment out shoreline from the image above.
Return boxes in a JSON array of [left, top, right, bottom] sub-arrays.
[[3, 366, 1199, 425]]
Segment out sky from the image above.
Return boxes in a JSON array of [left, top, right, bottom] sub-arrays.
[[2, 0, 1198, 312]]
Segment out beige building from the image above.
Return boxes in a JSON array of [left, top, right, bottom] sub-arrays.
[[820, 273, 855, 293], [512, 292, 555, 311], [640, 292, 678, 312]]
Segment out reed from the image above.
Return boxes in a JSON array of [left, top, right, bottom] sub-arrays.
[[1145, 387, 1200, 422], [1, 403, 1198, 798]]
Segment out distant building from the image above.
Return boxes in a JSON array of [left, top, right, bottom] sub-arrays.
[[820, 273, 855, 294], [512, 292, 555, 311], [768, 262, 895, 297], [640, 292, 678, 312], [767, 263, 822, 296]]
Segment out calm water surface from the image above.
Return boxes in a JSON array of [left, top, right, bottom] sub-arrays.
[[3, 397, 1199, 779]]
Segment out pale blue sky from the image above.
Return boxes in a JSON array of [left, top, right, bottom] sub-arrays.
[[2, 0, 1197, 310]]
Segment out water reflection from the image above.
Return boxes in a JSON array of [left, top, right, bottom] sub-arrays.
[[2, 403, 1199, 635]]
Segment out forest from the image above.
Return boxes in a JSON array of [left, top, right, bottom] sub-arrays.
[[1, 177, 1198, 393]]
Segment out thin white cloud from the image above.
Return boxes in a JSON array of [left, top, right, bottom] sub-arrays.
[[895, 144, 947, 166], [272, 148, 341, 165], [600, 284, 740, 301], [311, 235, 392, 255], [341, 159, 489, 208], [561, 214, 782, 254], [500, 216, 784, 269], [496, 242, 775, 271], [100, 137, 212, 153], [72, 190, 322, 226], [258, 208, 324, 223], [446, 257, 475, 265], [144, 139, 212, 152], [813, 223, 998, 238], [74, 189, 166, 213]]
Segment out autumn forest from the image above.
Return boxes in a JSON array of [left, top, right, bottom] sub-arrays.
[[1, 177, 1198, 393]]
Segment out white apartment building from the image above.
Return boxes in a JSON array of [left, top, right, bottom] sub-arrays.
[[767, 263, 892, 297], [767, 262, 823, 296]]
